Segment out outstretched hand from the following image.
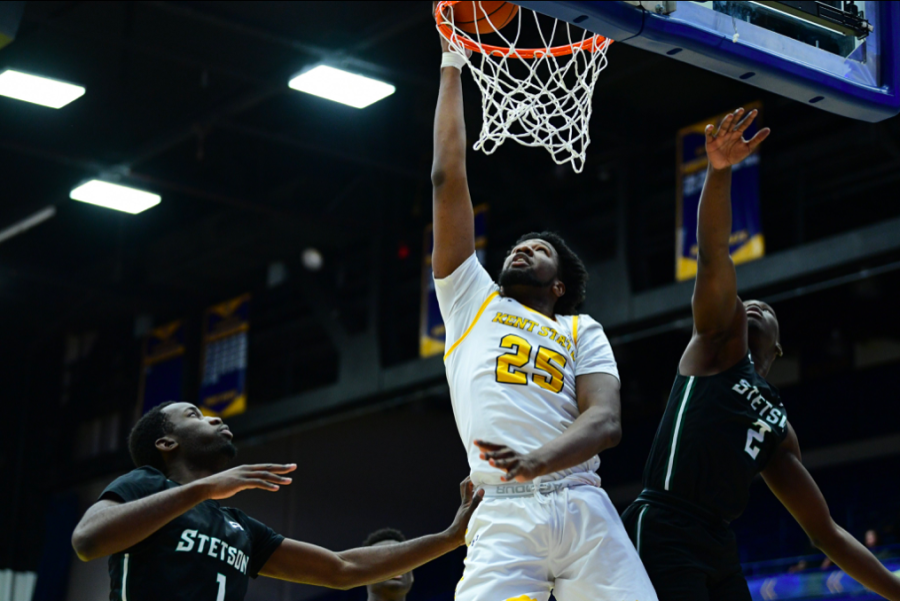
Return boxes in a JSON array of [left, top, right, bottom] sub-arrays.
[[447, 478, 484, 545], [198, 464, 296, 500], [475, 440, 545, 483], [706, 108, 770, 170]]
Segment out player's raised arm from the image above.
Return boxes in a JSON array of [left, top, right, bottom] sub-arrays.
[[71, 463, 295, 562], [763, 427, 900, 601], [259, 478, 482, 588], [431, 5, 475, 279], [683, 109, 770, 372]]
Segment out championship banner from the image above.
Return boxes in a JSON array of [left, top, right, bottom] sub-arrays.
[[676, 102, 764, 281], [139, 321, 185, 415], [199, 294, 250, 418], [420, 204, 488, 358]]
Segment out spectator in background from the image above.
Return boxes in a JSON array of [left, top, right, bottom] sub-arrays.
[[792, 529, 883, 573], [364, 529, 414, 601], [787, 557, 811, 574], [822, 529, 882, 570], [866, 529, 880, 549]]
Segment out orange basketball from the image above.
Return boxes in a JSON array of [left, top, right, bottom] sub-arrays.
[[451, 1, 520, 35]]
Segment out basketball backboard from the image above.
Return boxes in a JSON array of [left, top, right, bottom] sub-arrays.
[[512, 1, 900, 122]]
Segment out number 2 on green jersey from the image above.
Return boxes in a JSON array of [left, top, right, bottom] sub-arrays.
[[744, 420, 772, 460]]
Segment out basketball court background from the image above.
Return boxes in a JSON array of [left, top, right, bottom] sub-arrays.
[[0, 2, 899, 601]]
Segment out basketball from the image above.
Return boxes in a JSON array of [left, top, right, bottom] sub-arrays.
[[452, 1, 519, 34]]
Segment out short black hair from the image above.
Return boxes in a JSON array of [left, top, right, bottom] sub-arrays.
[[363, 528, 407, 546], [511, 231, 588, 315], [128, 402, 175, 472]]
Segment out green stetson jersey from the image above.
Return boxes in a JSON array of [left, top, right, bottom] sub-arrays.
[[101, 467, 284, 601], [642, 354, 789, 523]]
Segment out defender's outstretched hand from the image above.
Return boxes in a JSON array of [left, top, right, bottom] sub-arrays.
[[260, 477, 483, 587], [475, 440, 545, 483], [706, 108, 770, 170], [447, 478, 484, 545], [199, 463, 297, 500]]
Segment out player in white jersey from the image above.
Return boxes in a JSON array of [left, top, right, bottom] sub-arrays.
[[430, 20, 658, 601]]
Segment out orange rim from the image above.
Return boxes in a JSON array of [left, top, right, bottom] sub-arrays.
[[435, 1, 612, 59]]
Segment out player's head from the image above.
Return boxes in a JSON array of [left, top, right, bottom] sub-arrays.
[[128, 402, 236, 475], [499, 231, 587, 315], [363, 528, 413, 599], [744, 300, 782, 369]]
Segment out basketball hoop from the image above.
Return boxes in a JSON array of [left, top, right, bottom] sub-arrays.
[[435, 1, 613, 173]]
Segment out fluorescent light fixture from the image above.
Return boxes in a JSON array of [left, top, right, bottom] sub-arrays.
[[288, 65, 395, 109], [0, 69, 85, 109], [70, 180, 161, 214], [0, 206, 57, 246]]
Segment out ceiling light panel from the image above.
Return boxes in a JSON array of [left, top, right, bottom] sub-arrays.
[[70, 180, 161, 215], [0, 69, 85, 109], [288, 65, 395, 109]]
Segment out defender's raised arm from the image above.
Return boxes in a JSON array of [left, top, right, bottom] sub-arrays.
[[682, 108, 770, 374], [431, 12, 474, 279]]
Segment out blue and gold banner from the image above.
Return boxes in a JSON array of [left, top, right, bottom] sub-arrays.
[[199, 294, 250, 418], [139, 321, 186, 414], [420, 204, 488, 358], [677, 102, 764, 281]]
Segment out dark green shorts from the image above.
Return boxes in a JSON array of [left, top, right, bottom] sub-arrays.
[[622, 500, 751, 601]]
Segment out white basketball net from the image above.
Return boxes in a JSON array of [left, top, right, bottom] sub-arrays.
[[437, 2, 612, 173]]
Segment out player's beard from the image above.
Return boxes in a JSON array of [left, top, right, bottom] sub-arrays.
[[221, 440, 238, 460], [499, 266, 555, 289], [182, 434, 238, 471]]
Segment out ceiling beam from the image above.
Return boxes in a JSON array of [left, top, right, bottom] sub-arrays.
[[141, 1, 432, 88], [10, 2, 435, 207], [21, 9, 272, 87], [218, 121, 426, 181], [0, 139, 297, 218]]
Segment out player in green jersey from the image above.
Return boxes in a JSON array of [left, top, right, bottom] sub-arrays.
[[71, 402, 481, 601], [622, 108, 900, 601]]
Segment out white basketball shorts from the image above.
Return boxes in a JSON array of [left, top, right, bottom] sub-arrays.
[[456, 482, 658, 601]]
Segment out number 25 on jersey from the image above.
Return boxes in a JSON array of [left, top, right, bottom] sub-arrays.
[[496, 334, 567, 394]]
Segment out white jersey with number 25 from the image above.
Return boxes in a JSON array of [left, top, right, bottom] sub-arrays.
[[435, 253, 619, 487]]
